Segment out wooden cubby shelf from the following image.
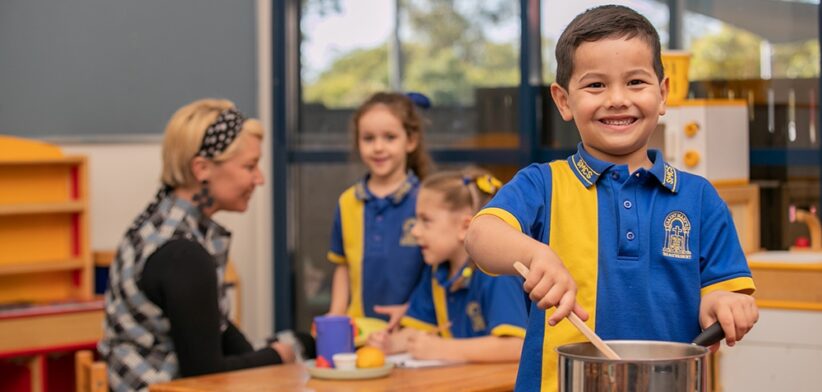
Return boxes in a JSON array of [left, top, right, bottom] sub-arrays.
[[0, 136, 98, 392]]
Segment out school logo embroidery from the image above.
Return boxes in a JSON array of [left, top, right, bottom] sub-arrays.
[[662, 211, 692, 259], [573, 155, 597, 184], [466, 301, 486, 332], [400, 218, 418, 246], [664, 164, 677, 191]]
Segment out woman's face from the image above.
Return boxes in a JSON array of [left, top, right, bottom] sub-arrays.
[[208, 134, 264, 213]]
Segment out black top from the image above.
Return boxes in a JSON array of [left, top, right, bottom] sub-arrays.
[[138, 238, 281, 377]]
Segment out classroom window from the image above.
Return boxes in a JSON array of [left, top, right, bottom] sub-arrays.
[[299, 0, 521, 150], [681, 0, 821, 251]]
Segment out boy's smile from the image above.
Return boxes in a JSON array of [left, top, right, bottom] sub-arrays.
[[551, 36, 668, 172]]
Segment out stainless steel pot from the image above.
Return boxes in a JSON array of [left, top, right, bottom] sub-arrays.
[[558, 340, 709, 392], [557, 323, 724, 392]]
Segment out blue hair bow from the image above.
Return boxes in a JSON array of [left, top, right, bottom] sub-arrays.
[[406, 92, 431, 110]]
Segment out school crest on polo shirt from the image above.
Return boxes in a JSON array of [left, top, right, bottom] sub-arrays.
[[400, 218, 418, 246], [466, 301, 487, 332], [662, 211, 692, 259]]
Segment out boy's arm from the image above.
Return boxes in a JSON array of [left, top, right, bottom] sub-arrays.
[[407, 334, 523, 363], [328, 265, 349, 315], [466, 214, 551, 275], [466, 215, 587, 325]]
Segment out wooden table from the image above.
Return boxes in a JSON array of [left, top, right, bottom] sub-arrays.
[[149, 362, 519, 392]]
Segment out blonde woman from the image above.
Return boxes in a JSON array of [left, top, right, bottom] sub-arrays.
[[99, 99, 296, 391]]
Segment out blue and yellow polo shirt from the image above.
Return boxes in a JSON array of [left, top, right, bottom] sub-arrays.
[[328, 173, 425, 320], [400, 262, 528, 339], [476, 145, 755, 392]]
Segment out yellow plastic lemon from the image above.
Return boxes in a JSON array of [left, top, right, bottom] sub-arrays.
[[355, 346, 385, 369]]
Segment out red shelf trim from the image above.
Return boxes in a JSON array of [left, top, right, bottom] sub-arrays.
[[0, 341, 98, 360]]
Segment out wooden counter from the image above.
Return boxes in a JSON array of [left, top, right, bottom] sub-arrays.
[[747, 251, 822, 311], [149, 362, 519, 392]]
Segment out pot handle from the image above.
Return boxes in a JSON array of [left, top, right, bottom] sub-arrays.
[[692, 322, 725, 347]]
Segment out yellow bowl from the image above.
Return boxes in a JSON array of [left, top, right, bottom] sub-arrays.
[[662, 51, 691, 105]]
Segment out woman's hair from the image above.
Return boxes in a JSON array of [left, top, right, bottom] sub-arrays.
[[350, 92, 432, 179], [554, 5, 663, 90], [420, 167, 502, 214], [161, 98, 264, 188]]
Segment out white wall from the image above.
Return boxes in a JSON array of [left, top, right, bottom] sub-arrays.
[[61, 140, 274, 345], [719, 308, 822, 391]]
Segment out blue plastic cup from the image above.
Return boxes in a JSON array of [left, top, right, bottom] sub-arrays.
[[314, 315, 355, 368]]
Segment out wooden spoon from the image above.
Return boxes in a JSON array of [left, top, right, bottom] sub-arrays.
[[513, 261, 621, 360]]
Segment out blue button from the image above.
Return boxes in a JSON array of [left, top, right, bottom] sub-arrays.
[[626, 231, 635, 240], [623, 200, 632, 209], [374, 235, 382, 241], [376, 215, 383, 222], [611, 172, 620, 180]]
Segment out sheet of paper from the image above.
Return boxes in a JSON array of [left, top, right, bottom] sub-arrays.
[[386, 353, 464, 368]]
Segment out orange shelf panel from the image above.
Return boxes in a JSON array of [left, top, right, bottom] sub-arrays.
[[0, 258, 84, 275], [0, 215, 75, 264], [0, 272, 79, 303], [0, 165, 78, 204], [0, 202, 85, 216]]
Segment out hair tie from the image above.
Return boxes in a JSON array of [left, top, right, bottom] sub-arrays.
[[197, 108, 246, 158], [406, 92, 431, 110], [475, 175, 503, 195]]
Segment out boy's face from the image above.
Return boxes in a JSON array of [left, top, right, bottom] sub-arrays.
[[551, 37, 668, 163]]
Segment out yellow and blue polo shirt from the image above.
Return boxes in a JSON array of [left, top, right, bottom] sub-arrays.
[[477, 144, 755, 392], [400, 262, 528, 339], [328, 173, 425, 320]]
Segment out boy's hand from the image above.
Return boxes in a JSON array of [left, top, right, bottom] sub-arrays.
[[407, 331, 443, 360], [523, 248, 589, 326], [700, 290, 759, 347]]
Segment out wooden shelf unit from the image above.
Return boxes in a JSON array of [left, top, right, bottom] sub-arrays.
[[0, 136, 97, 392], [0, 148, 92, 304]]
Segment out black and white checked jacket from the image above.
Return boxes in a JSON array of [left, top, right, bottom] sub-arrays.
[[98, 195, 231, 392]]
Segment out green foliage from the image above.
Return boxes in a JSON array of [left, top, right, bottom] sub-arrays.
[[303, 0, 519, 108], [690, 26, 761, 80], [303, 47, 389, 108], [773, 40, 820, 79], [689, 25, 819, 81]]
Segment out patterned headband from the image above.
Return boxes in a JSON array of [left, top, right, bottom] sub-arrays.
[[197, 108, 246, 158]]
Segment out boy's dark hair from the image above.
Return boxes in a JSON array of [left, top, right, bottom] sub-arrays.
[[554, 5, 664, 89]]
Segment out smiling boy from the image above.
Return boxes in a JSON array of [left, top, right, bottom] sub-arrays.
[[465, 5, 758, 391]]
